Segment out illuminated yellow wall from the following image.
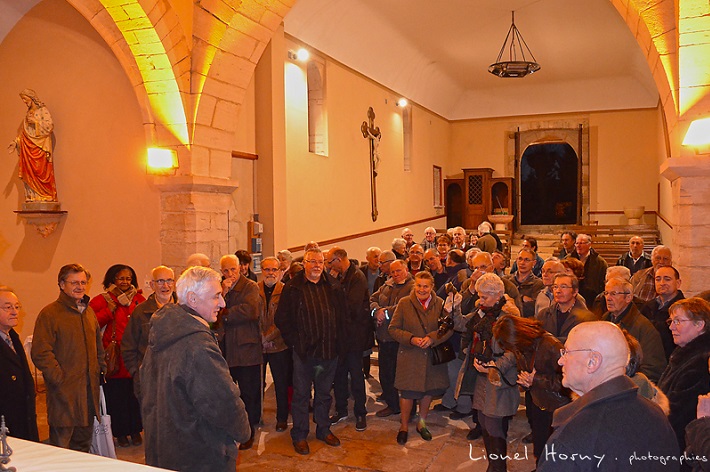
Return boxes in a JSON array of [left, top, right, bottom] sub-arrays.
[[0, 0, 161, 338]]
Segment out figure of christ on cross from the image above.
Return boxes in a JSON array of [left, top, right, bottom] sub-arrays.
[[361, 107, 381, 222]]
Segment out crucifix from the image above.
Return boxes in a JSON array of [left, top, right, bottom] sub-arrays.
[[361, 107, 381, 222]]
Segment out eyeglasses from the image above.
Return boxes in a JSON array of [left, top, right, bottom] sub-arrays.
[[517, 257, 533, 263], [262, 268, 279, 273], [304, 259, 324, 266], [379, 259, 395, 265], [603, 291, 630, 297], [154, 279, 174, 285], [65, 280, 87, 287], [551, 284, 573, 290], [0, 304, 21, 313], [410, 251, 424, 256], [666, 318, 693, 327], [560, 348, 596, 357]]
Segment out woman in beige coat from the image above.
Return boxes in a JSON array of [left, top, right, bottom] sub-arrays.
[[388, 271, 454, 445]]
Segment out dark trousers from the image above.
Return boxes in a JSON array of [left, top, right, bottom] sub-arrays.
[[230, 364, 262, 430], [378, 341, 400, 412], [333, 350, 367, 417], [291, 352, 337, 442], [49, 381, 95, 452], [263, 349, 293, 423], [525, 391, 553, 461], [103, 377, 142, 437]]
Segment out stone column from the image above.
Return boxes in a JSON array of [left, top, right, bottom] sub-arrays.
[[660, 156, 710, 295]]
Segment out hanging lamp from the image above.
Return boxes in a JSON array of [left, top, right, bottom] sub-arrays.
[[488, 11, 540, 78]]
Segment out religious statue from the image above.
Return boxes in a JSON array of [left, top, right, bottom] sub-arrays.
[[7, 89, 58, 202], [361, 107, 381, 222]]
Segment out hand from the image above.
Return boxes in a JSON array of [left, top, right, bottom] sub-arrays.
[[375, 308, 386, 326], [698, 394, 710, 418], [419, 336, 433, 349], [522, 296, 533, 303], [517, 369, 536, 388], [444, 293, 454, 313], [221, 277, 235, 294], [473, 359, 491, 373]]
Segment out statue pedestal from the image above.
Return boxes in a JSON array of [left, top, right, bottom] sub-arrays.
[[14, 202, 66, 238]]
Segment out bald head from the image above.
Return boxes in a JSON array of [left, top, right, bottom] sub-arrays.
[[186, 253, 211, 268], [560, 321, 630, 396]]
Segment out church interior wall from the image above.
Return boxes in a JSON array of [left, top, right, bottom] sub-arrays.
[[0, 0, 162, 339]]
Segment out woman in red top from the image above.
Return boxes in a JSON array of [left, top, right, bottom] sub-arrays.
[[90, 264, 146, 447]]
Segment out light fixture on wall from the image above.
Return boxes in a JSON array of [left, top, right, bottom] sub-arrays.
[[396, 98, 408, 107], [147, 147, 179, 175], [682, 117, 710, 155], [488, 11, 540, 78], [287, 48, 310, 62]]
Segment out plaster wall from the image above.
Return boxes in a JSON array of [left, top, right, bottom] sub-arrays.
[[0, 0, 160, 339]]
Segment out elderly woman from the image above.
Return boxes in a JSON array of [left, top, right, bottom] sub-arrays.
[[658, 297, 710, 461], [458, 273, 520, 472], [388, 271, 455, 445], [492, 314, 569, 465], [90, 264, 146, 447]]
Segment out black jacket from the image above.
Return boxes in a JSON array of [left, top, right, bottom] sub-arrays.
[[0, 329, 38, 441], [338, 262, 374, 352], [640, 290, 685, 361]]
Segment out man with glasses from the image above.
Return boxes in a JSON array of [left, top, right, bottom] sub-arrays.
[[535, 259, 587, 315], [31, 263, 105, 451], [424, 248, 448, 290], [539, 322, 679, 471], [510, 237, 545, 277], [407, 244, 425, 275], [640, 266, 684, 361], [0, 286, 38, 441], [461, 252, 522, 313], [122, 265, 178, 400], [567, 234, 608, 307], [373, 250, 396, 293], [601, 278, 666, 382], [505, 247, 545, 318], [421, 226, 437, 250], [536, 274, 596, 343], [275, 248, 345, 455]]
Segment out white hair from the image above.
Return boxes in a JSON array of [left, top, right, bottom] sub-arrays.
[[176, 266, 221, 303]]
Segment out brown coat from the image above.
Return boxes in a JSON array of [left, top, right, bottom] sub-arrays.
[[219, 275, 263, 367], [31, 291, 105, 427], [258, 281, 287, 353], [388, 292, 452, 393]]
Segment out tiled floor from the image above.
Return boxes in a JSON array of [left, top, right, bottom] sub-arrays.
[[34, 366, 538, 471]]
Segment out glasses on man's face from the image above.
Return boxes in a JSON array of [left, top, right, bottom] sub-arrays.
[[304, 259, 324, 266], [603, 291, 630, 297], [666, 318, 692, 327], [410, 251, 424, 256], [66, 280, 88, 287], [262, 268, 279, 273], [154, 279, 174, 285], [551, 284, 573, 291], [517, 257, 533, 263], [0, 304, 21, 313], [559, 348, 596, 357], [379, 259, 395, 266]]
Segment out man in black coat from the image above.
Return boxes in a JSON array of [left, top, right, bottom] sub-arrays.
[[641, 266, 684, 361], [327, 247, 373, 431], [0, 287, 39, 441], [539, 321, 679, 471]]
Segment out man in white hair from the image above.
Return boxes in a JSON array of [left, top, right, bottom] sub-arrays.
[[421, 226, 437, 250], [475, 222, 497, 253], [538, 322, 679, 471]]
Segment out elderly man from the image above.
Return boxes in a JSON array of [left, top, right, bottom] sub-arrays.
[[360, 246, 382, 294], [567, 234, 608, 307], [407, 243, 425, 275], [218, 254, 262, 449], [186, 252, 211, 268], [370, 259, 414, 417], [589, 265, 646, 318], [401, 227, 415, 252], [535, 259, 586, 315], [617, 236, 652, 276], [558, 231, 576, 259], [258, 256, 291, 432], [640, 266, 684, 360], [32, 264, 105, 451], [452, 226, 470, 252], [491, 251, 506, 277], [0, 287, 38, 441], [475, 222, 497, 253], [505, 248, 545, 318], [275, 248, 345, 454], [122, 265, 178, 400], [538, 322, 679, 472], [141, 266, 250, 472], [424, 248, 448, 290], [276, 249, 293, 283], [602, 278, 667, 382], [327, 247, 372, 431], [374, 250, 396, 293], [631, 245, 673, 303], [536, 274, 596, 343], [421, 226, 437, 250], [392, 237, 408, 260]]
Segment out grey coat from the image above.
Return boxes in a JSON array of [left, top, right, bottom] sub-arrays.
[[370, 274, 414, 342], [388, 292, 452, 393]]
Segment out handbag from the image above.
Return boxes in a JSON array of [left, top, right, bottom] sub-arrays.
[[414, 305, 456, 366], [104, 320, 120, 377], [90, 386, 117, 459]]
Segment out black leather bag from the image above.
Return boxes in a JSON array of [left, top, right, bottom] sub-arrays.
[[430, 340, 456, 365]]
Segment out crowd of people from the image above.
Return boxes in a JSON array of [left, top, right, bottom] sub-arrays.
[[0, 223, 709, 472]]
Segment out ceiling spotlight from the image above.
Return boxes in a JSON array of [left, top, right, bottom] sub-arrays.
[[397, 98, 408, 107], [489, 11, 540, 78]]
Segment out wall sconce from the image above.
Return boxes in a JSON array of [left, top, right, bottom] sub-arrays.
[[396, 98, 408, 107], [682, 117, 710, 155], [147, 147, 178, 175], [287, 48, 310, 62]]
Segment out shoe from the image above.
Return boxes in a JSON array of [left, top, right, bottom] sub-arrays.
[[396, 430, 408, 445], [239, 434, 255, 450], [355, 416, 367, 431], [376, 407, 396, 417], [117, 436, 130, 448], [293, 440, 310, 455], [275, 421, 288, 432], [329, 412, 348, 424], [317, 433, 340, 447], [449, 410, 473, 420], [130, 432, 142, 446], [466, 424, 482, 440], [417, 425, 432, 441], [522, 432, 533, 444], [432, 404, 451, 412]]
